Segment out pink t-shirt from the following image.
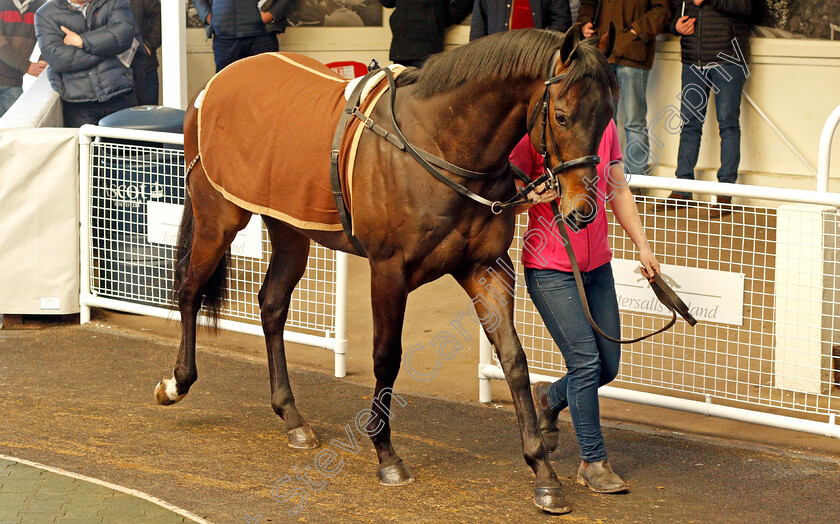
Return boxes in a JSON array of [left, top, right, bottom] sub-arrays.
[[509, 120, 622, 273]]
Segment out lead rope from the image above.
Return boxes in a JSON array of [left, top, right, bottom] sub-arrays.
[[549, 200, 693, 344]]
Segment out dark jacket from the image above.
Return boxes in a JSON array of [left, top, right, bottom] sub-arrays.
[[379, 0, 472, 63], [129, 0, 160, 67], [194, 0, 288, 39], [35, 0, 136, 103], [470, 0, 572, 40], [669, 0, 751, 66], [0, 0, 46, 87], [578, 0, 671, 69]]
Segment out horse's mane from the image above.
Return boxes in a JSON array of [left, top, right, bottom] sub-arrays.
[[396, 29, 616, 97]]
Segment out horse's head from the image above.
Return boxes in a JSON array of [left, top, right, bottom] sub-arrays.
[[529, 24, 619, 231]]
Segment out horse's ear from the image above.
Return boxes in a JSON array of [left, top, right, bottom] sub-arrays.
[[559, 26, 580, 64], [597, 22, 616, 60]]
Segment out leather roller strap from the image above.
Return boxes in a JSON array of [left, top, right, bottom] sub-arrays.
[[549, 200, 696, 344], [330, 68, 377, 256]]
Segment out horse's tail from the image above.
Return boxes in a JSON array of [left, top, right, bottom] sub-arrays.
[[173, 167, 229, 330]]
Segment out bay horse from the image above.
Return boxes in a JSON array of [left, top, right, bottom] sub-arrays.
[[155, 27, 618, 514]]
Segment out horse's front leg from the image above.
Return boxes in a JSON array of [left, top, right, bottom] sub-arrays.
[[456, 257, 571, 514], [367, 261, 414, 485]]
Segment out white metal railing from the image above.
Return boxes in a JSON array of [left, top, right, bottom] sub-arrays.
[[479, 176, 840, 440], [78, 125, 348, 376]]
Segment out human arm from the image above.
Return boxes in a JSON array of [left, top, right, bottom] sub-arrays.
[[709, 0, 751, 16], [546, 0, 572, 32], [468, 0, 486, 40], [448, 0, 474, 26], [193, 0, 212, 25], [607, 164, 659, 279], [0, 33, 37, 75], [35, 11, 105, 73], [630, 0, 671, 43], [77, 0, 136, 56], [576, 0, 598, 26], [144, 0, 162, 52]]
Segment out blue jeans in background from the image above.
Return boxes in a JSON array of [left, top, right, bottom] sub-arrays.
[[145, 67, 160, 106], [213, 34, 279, 72], [613, 65, 651, 177], [674, 63, 747, 198], [0, 85, 24, 118], [525, 262, 621, 462]]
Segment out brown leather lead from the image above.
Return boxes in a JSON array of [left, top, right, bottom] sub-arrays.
[[550, 200, 696, 344]]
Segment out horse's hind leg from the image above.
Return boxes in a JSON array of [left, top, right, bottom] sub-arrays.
[[155, 164, 251, 405], [367, 261, 414, 485], [456, 257, 571, 514], [259, 217, 318, 449]]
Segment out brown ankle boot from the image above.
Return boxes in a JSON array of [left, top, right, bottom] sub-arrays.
[[532, 382, 560, 453], [709, 196, 733, 218], [577, 459, 629, 493]]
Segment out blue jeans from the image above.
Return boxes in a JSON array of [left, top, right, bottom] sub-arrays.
[[0, 85, 23, 118], [612, 65, 651, 177], [525, 263, 621, 462], [675, 63, 747, 198], [145, 67, 159, 106], [213, 34, 279, 72]]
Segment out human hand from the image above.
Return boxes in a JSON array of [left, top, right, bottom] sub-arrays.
[[639, 247, 660, 281], [527, 182, 558, 204], [693, 0, 704, 6], [60, 26, 83, 47], [582, 22, 595, 38], [260, 11, 273, 23], [675, 16, 695, 36], [27, 61, 47, 77], [630, 28, 637, 36]]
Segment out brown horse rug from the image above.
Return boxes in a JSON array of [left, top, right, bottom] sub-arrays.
[[196, 53, 400, 231]]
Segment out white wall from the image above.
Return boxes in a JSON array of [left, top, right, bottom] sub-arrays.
[[185, 21, 840, 204]]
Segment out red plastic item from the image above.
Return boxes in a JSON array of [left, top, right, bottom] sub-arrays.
[[326, 61, 369, 80]]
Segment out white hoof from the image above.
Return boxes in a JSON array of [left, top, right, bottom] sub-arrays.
[[154, 377, 185, 405]]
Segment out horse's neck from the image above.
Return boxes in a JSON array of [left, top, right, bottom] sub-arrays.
[[406, 81, 536, 174]]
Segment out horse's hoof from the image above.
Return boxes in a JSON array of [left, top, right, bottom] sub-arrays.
[[286, 426, 319, 449], [154, 378, 184, 406], [534, 486, 572, 514], [377, 460, 415, 486]]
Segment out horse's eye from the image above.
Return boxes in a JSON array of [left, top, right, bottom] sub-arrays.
[[555, 112, 568, 127]]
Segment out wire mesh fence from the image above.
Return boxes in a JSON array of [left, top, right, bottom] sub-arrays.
[[505, 195, 840, 421], [86, 137, 338, 339]]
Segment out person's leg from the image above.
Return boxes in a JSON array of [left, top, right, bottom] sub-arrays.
[[62, 100, 102, 128], [246, 33, 279, 57], [131, 53, 149, 105], [613, 65, 651, 177], [0, 85, 24, 117], [674, 64, 711, 198], [585, 263, 621, 386], [212, 37, 245, 72], [710, 64, 747, 186], [144, 66, 160, 105], [524, 267, 607, 463]]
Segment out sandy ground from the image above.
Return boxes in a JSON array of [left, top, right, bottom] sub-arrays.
[[1, 324, 839, 524]]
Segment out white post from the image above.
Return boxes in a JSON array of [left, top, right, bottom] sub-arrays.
[[161, 0, 188, 110], [78, 127, 93, 324], [817, 104, 840, 193], [334, 251, 349, 378], [478, 330, 492, 403]]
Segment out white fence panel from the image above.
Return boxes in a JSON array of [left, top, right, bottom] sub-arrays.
[[479, 182, 840, 439], [78, 125, 348, 376]]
